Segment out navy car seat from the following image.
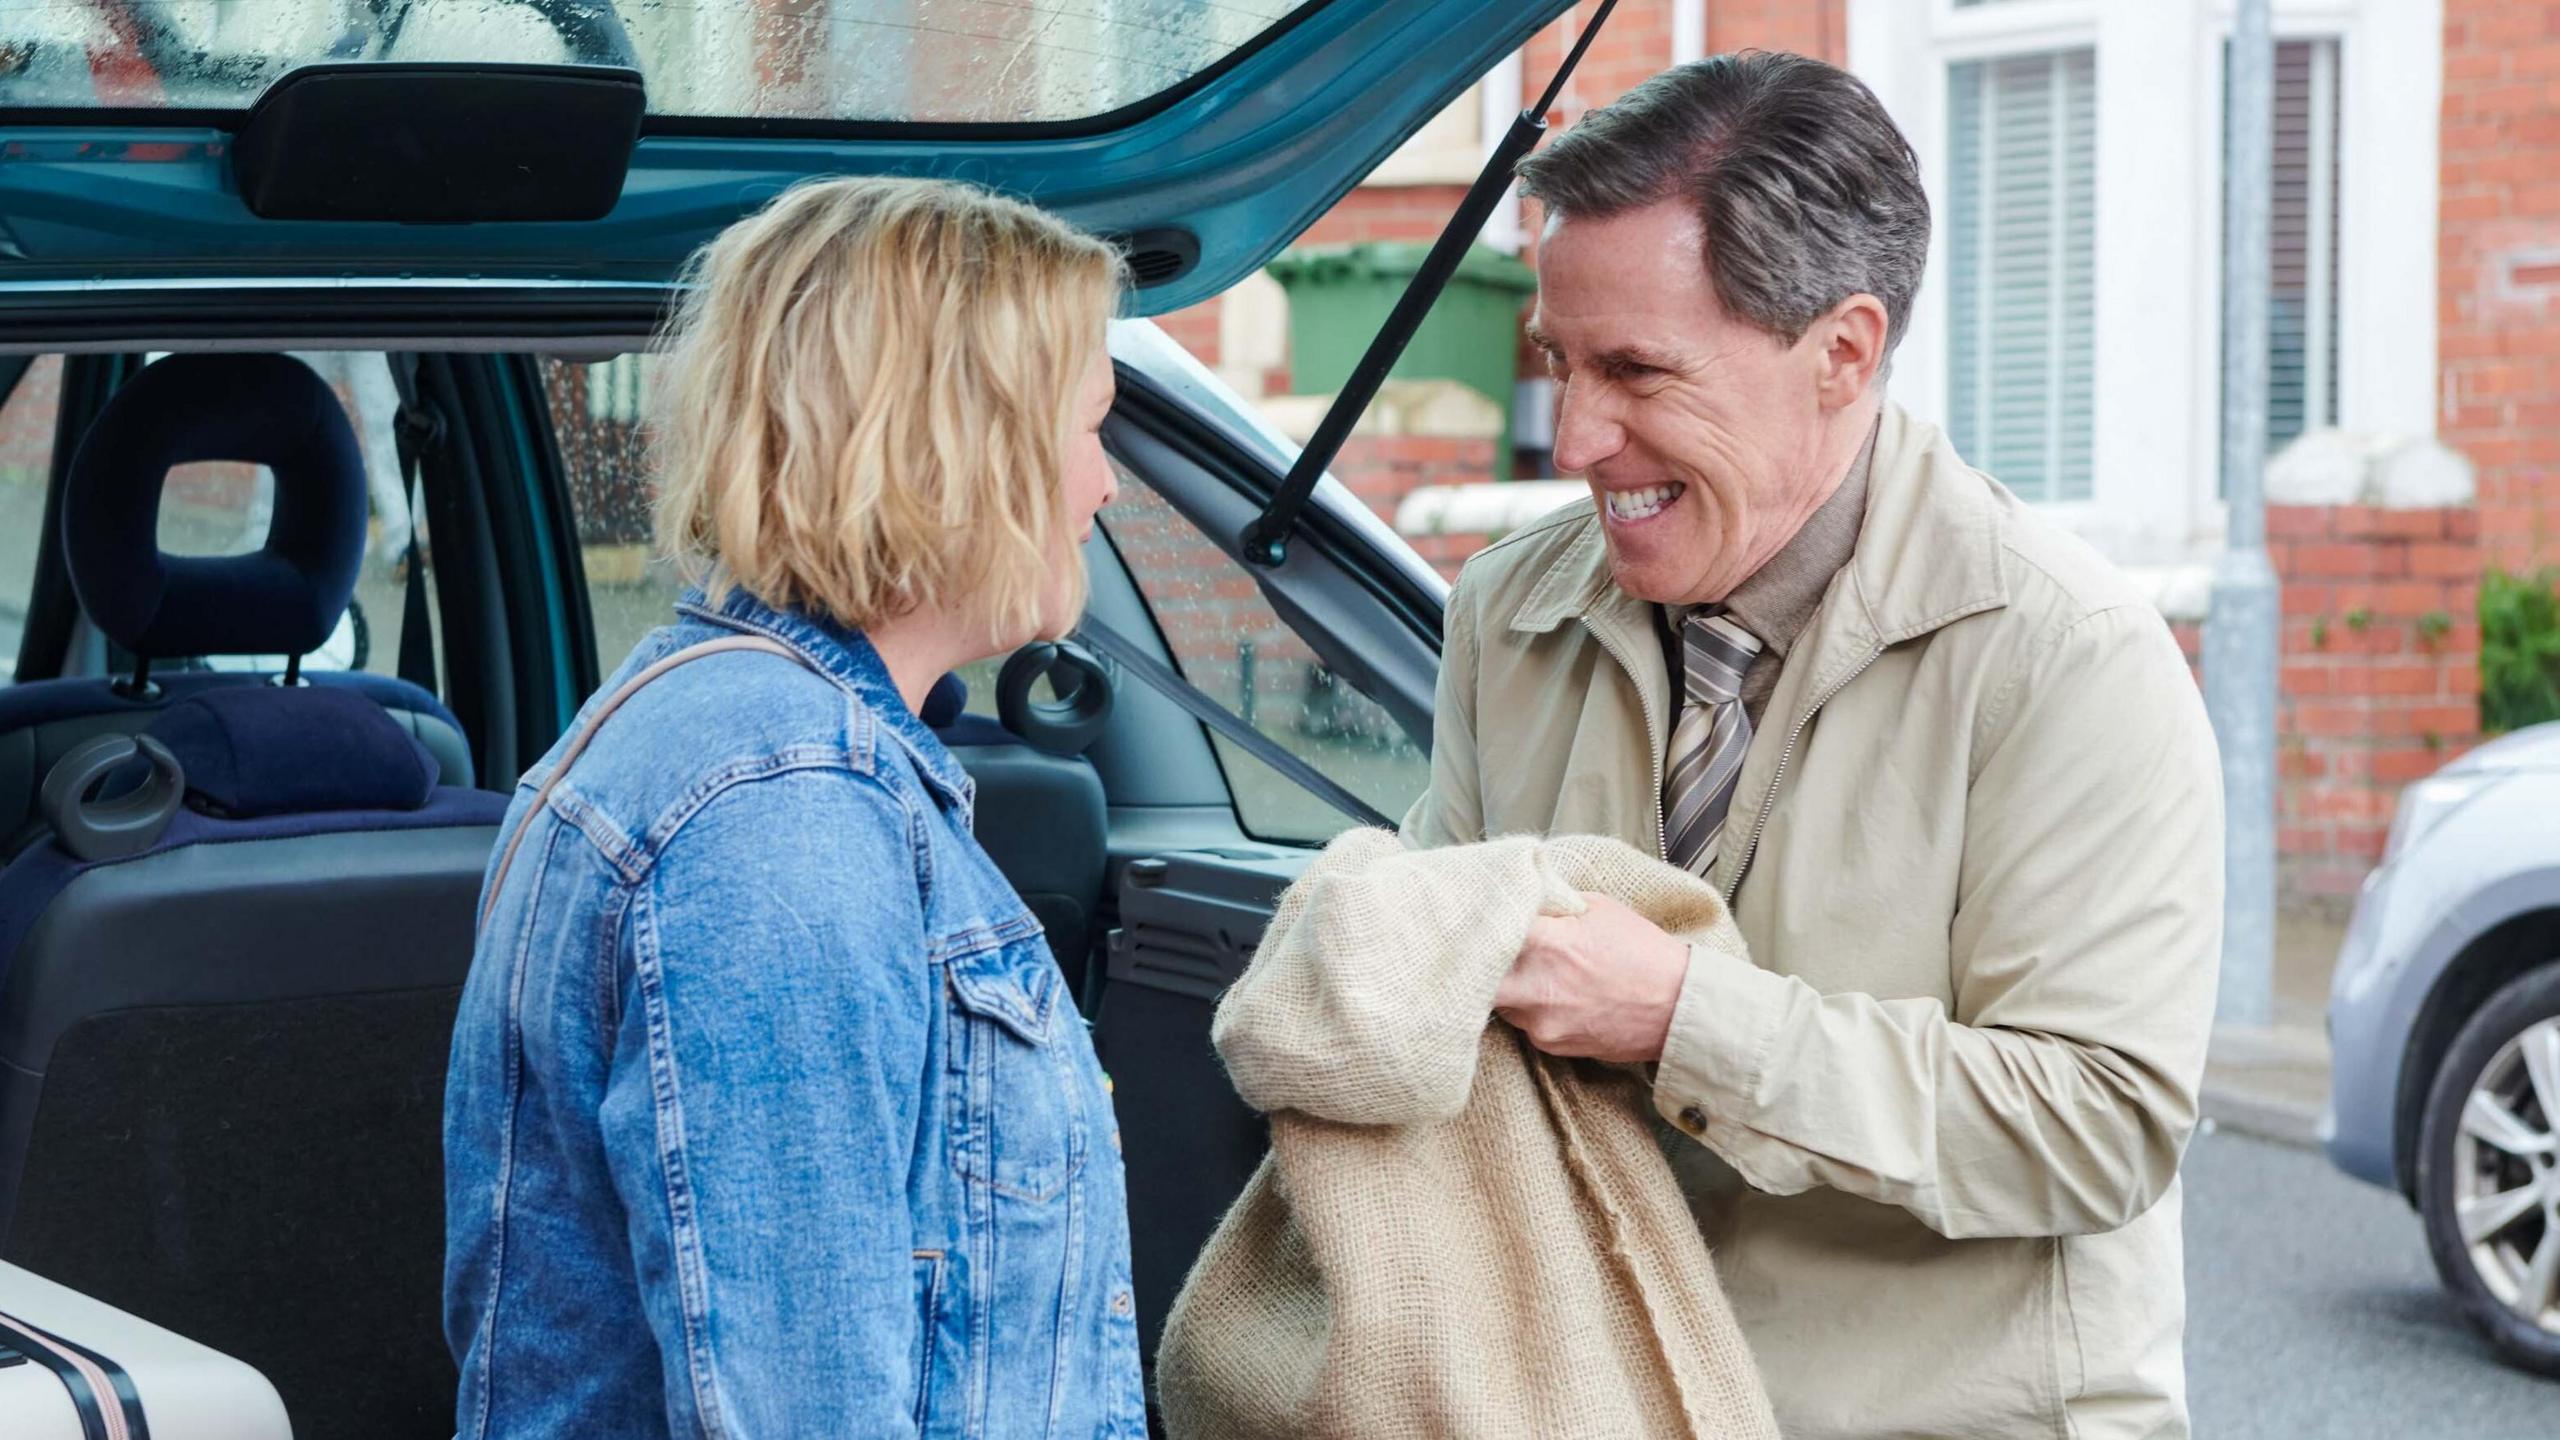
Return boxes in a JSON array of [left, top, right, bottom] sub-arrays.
[[924, 671, 1110, 997], [0, 685, 504, 1439], [0, 353, 471, 858], [0, 352, 508, 1440]]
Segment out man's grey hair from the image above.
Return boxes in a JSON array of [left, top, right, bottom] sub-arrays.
[[1515, 52, 1930, 356]]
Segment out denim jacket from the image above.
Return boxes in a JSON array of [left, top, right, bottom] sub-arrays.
[[444, 586, 1146, 1440]]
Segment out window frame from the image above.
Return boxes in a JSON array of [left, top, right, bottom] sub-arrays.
[[1086, 364, 1444, 845], [2192, 2, 2436, 550], [1857, 1, 2114, 539], [2218, 33, 2345, 492], [1090, 458, 1430, 846]]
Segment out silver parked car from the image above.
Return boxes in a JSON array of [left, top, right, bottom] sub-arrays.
[[2326, 723, 2560, 1376]]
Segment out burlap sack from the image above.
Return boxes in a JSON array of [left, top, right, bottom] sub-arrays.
[[1156, 829, 1779, 1440]]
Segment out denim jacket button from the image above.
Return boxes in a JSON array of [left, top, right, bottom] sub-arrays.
[[1111, 1289, 1133, 1317]]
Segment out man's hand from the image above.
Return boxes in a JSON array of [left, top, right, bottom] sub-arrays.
[[1493, 892, 1692, 1063]]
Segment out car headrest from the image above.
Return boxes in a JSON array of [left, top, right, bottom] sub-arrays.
[[147, 685, 438, 819], [922, 672, 968, 729], [63, 353, 368, 660]]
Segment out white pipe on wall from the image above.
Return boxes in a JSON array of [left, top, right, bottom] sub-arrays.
[[1674, 0, 1707, 64], [1479, 50, 1528, 253]]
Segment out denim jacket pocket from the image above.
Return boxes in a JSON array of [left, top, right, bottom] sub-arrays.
[[944, 934, 1087, 1203]]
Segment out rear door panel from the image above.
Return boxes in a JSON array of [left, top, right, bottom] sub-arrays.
[[1095, 846, 1303, 1366]]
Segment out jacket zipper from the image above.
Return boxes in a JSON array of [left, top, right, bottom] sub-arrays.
[[1721, 646, 1886, 905], [1584, 621, 1671, 859]]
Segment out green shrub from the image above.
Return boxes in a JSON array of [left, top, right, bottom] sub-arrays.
[[2481, 567, 2560, 734]]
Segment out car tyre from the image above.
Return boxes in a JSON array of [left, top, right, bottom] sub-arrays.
[[2416, 961, 2560, 1378]]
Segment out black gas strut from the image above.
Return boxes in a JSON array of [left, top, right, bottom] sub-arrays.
[[1239, 0, 1622, 568]]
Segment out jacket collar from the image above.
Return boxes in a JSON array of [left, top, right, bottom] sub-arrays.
[[675, 583, 976, 813], [1506, 402, 2008, 652]]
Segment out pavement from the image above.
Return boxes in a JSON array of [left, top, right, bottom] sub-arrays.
[[2202, 1021, 2330, 1148], [2196, 908, 2347, 1151]]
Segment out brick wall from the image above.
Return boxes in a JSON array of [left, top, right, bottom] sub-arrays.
[[750, 0, 827, 115], [1102, 482, 1322, 729], [1516, 0, 1843, 136], [1331, 431, 1504, 581], [2168, 621, 2204, 685], [1707, 0, 1847, 65], [1298, 185, 1478, 249], [2270, 503, 2485, 899], [1514, 0, 1844, 263], [1332, 433, 1496, 523], [2440, 1, 2560, 571], [1154, 300, 1222, 372], [2102, 502, 2486, 907], [1521, 0, 1674, 131]]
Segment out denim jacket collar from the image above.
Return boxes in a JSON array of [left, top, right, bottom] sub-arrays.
[[676, 585, 976, 815]]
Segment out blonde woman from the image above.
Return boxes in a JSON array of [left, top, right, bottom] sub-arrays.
[[442, 178, 1142, 1439]]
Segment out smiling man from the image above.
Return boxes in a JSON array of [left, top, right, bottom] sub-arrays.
[[1400, 53, 2224, 1440]]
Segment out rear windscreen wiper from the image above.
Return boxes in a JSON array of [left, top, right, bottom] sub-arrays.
[[362, 0, 639, 69], [1240, 0, 1622, 570]]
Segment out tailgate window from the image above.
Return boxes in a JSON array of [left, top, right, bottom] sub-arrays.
[[0, 0, 1323, 125]]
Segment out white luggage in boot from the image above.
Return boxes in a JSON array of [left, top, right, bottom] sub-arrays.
[[0, 1261, 289, 1440]]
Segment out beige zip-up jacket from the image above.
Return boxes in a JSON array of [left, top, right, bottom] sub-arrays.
[[1401, 404, 2223, 1440]]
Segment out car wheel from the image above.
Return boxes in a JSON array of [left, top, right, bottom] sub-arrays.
[[2416, 961, 2560, 1377]]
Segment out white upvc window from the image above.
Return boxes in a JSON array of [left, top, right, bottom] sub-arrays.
[[2259, 37, 2344, 454], [1849, 0, 2441, 568], [1946, 46, 2099, 504], [2219, 35, 2344, 488]]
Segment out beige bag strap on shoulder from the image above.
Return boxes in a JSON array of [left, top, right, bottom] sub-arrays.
[[477, 633, 811, 934]]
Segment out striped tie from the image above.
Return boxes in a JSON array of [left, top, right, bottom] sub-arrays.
[[1663, 607, 1762, 876]]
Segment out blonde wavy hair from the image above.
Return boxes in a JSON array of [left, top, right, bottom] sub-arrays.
[[652, 176, 1127, 643]]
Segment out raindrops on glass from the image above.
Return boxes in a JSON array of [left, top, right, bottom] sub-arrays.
[[0, 1, 1318, 123]]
